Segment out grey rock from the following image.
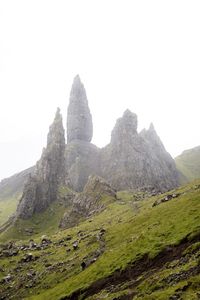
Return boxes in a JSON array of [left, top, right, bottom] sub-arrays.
[[65, 140, 100, 192], [16, 108, 65, 219], [2, 274, 12, 283], [60, 175, 116, 229], [152, 193, 181, 207], [65, 81, 179, 193], [140, 123, 179, 191], [20, 253, 35, 263], [100, 111, 179, 192], [67, 75, 93, 143]]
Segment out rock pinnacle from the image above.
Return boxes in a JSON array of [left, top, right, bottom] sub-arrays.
[[67, 75, 93, 143]]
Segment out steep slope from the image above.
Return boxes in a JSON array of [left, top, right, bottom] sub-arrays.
[[175, 145, 200, 181], [0, 180, 200, 300]]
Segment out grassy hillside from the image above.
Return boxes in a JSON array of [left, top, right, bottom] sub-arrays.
[[0, 196, 19, 226], [0, 181, 200, 299], [175, 146, 200, 181], [0, 167, 33, 226]]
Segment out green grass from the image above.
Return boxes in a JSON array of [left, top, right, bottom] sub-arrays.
[[176, 146, 200, 181], [0, 200, 72, 242], [27, 181, 200, 299], [0, 181, 200, 299], [0, 196, 19, 226]]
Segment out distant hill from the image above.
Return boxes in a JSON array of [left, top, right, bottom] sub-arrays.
[[0, 167, 33, 201], [175, 146, 200, 181]]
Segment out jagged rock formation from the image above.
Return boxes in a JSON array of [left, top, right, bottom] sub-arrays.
[[100, 110, 179, 192], [139, 123, 180, 191], [60, 175, 116, 228], [67, 75, 93, 143], [1, 76, 181, 224], [16, 108, 65, 219], [65, 75, 99, 191], [66, 93, 179, 193]]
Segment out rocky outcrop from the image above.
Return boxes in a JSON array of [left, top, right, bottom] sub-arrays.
[[16, 108, 65, 219], [60, 175, 116, 228], [100, 110, 179, 192], [67, 75, 93, 143]]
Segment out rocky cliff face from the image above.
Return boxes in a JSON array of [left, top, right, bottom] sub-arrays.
[[140, 123, 180, 191], [100, 110, 179, 192], [16, 108, 65, 219]]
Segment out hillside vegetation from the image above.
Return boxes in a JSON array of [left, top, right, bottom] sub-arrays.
[[0, 196, 19, 226], [0, 167, 33, 225], [176, 146, 200, 181], [0, 180, 200, 299]]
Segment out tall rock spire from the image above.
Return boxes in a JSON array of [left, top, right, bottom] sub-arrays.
[[16, 108, 65, 219], [67, 75, 93, 143]]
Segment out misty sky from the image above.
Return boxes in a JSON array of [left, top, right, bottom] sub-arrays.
[[0, 0, 200, 181]]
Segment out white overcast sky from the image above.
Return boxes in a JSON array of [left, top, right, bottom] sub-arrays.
[[0, 0, 200, 181]]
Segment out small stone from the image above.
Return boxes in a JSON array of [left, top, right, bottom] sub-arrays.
[[3, 274, 12, 283], [81, 261, 86, 270], [72, 241, 78, 250], [21, 252, 34, 263]]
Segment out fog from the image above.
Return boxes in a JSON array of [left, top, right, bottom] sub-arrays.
[[0, 0, 200, 180]]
